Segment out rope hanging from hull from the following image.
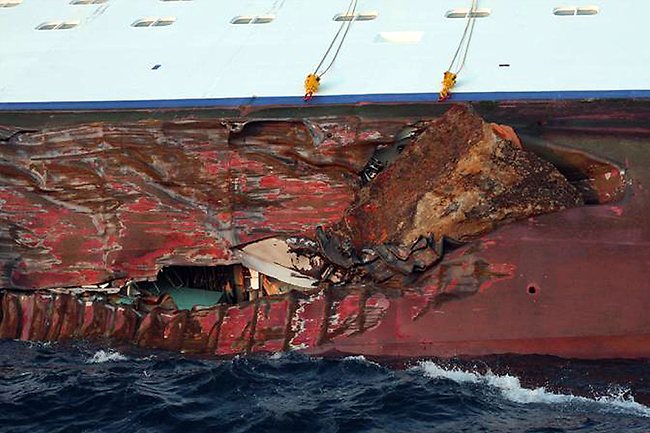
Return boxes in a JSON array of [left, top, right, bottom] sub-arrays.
[[439, 0, 479, 101], [304, 0, 358, 100]]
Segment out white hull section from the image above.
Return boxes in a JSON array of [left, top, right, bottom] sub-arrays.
[[1, 0, 649, 109]]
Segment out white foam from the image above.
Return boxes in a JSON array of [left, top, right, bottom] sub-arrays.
[[269, 352, 284, 360], [417, 361, 650, 418], [343, 355, 382, 367], [86, 349, 128, 364]]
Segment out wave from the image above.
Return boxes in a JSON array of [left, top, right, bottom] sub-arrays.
[[269, 352, 285, 360], [417, 361, 650, 418], [86, 349, 128, 364], [342, 355, 382, 367]]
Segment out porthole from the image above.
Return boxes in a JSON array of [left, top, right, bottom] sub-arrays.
[[252, 15, 274, 24], [333, 12, 378, 21], [0, 0, 22, 7], [35, 20, 80, 30], [553, 7, 576, 16], [37, 22, 58, 30], [70, 0, 107, 4], [445, 8, 491, 18], [230, 15, 274, 24], [577, 6, 599, 15], [154, 18, 176, 26], [57, 22, 79, 30], [356, 12, 378, 21], [131, 17, 176, 28], [132, 19, 154, 27], [231, 16, 252, 24], [333, 14, 354, 22]]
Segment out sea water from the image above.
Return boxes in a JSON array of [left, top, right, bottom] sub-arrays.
[[0, 340, 649, 432]]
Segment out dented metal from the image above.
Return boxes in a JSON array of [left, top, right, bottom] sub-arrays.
[[0, 101, 648, 359]]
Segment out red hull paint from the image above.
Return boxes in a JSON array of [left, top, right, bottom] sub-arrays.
[[1, 100, 649, 359]]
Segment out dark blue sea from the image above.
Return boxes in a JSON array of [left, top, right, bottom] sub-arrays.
[[0, 340, 649, 433]]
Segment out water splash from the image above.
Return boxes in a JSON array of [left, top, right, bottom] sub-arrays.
[[86, 349, 128, 364], [342, 355, 382, 367], [2, 340, 649, 433], [269, 352, 285, 360], [417, 361, 650, 418]]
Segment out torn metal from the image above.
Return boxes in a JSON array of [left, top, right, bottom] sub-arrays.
[[299, 106, 584, 287], [1, 102, 644, 359]]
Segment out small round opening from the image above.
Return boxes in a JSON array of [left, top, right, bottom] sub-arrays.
[[527, 285, 537, 295]]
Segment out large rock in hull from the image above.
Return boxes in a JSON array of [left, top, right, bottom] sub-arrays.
[[335, 105, 583, 248]]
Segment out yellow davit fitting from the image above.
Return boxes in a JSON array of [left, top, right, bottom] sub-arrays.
[[439, 71, 457, 102], [304, 0, 358, 101], [439, 0, 479, 101], [304, 74, 321, 101]]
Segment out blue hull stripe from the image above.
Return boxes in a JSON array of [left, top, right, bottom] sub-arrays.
[[1, 89, 649, 111]]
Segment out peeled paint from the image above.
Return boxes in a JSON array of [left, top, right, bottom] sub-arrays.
[[1, 104, 643, 360]]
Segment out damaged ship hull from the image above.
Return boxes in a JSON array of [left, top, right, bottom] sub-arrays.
[[0, 99, 649, 359]]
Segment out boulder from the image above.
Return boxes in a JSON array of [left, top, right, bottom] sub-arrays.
[[317, 105, 583, 283]]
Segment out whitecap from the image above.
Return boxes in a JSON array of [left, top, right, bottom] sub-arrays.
[[342, 355, 382, 367], [416, 361, 650, 418], [86, 349, 128, 364]]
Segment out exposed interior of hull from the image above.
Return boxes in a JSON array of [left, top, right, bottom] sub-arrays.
[[126, 262, 312, 311], [521, 134, 626, 205]]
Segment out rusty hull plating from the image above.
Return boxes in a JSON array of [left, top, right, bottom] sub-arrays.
[[0, 101, 649, 360]]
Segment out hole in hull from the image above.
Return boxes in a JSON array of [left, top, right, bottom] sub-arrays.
[[521, 135, 626, 205], [127, 258, 317, 310]]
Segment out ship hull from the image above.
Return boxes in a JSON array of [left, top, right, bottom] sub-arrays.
[[307, 210, 650, 360], [0, 99, 649, 359]]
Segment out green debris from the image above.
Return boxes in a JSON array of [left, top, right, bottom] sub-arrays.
[[164, 286, 223, 310]]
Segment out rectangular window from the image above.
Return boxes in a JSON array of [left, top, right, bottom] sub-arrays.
[[445, 8, 491, 18], [0, 0, 22, 7], [70, 0, 107, 4], [131, 17, 176, 28], [553, 6, 600, 16], [231, 15, 274, 24], [35, 21, 80, 30], [333, 12, 378, 21]]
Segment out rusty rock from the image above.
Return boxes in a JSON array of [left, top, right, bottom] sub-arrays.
[[307, 106, 584, 286], [336, 105, 583, 248]]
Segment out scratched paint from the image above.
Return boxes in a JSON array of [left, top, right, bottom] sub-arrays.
[[0, 118, 383, 289], [0, 101, 648, 359]]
